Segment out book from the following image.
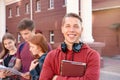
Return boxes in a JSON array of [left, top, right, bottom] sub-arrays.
[[0, 65, 22, 76], [60, 60, 86, 77]]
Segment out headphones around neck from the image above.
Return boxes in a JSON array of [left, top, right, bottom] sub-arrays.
[[61, 42, 83, 53]]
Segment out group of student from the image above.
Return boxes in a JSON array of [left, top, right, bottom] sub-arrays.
[[0, 17, 50, 80], [0, 13, 100, 80]]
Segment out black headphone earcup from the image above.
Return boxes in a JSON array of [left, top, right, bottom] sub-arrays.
[[72, 42, 83, 52], [61, 42, 67, 53]]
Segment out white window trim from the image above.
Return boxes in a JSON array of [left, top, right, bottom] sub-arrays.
[[50, 31, 54, 44], [35, 10, 41, 13], [17, 33, 21, 43], [48, 7, 54, 10], [8, 8, 12, 18], [25, 3, 29, 14], [62, 0, 67, 7], [16, 6, 20, 17], [36, 0, 41, 12], [48, 0, 54, 10]]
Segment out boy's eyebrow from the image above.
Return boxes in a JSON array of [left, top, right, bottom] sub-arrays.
[[65, 24, 70, 25]]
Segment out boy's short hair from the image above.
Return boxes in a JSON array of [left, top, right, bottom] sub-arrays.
[[62, 13, 82, 26], [17, 18, 35, 31]]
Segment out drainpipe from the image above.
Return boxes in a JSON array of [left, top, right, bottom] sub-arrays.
[[30, 0, 33, 20]]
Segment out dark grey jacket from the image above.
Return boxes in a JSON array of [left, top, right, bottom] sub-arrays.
[[30, 53, 47, 80]]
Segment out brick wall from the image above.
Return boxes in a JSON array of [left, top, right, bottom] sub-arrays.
[[93, 8, 120, 56], [6, 0, 66, 47]]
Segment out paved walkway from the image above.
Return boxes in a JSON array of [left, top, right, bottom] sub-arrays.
[[100, 56, 120, 80], [0, 55, 119, 80]]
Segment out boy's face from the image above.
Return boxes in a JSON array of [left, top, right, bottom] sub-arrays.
[[61, 17, 83, 44], [20, 29, 35, 42]]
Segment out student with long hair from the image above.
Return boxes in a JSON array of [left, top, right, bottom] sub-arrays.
[[35, 29, 52, 52], [21, 33, 48, 80], [0, 33, 19, 80]]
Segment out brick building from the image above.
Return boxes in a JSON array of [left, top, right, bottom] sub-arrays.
[[6, 0, 67, 48], [5, 0, 81, 48]]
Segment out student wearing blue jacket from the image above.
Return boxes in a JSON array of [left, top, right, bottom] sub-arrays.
[[21, 33, 48, 80]]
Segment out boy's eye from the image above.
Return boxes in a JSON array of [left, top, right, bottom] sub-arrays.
[[74, 25, 79, 28], [8, 42, 12, 44], [65, 24, 70, 28], [65, 26, 70, 28]]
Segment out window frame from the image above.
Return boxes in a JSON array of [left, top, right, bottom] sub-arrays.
[[62, 0, 67, 7], [16, 6, 20, 16], [48, 0, 54, 10], [17, 33, 21, 43], [25, 3, 30, 14], [50, 31, 54, 44], [36, 0, 41, 12], [8, 8, 12, 18]]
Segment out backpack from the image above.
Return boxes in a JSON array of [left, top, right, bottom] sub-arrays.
[[19, 42, 25, 53]]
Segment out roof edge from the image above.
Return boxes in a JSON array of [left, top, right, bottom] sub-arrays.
[[5, 0, 20, 6], [93, 6, 120, 11]]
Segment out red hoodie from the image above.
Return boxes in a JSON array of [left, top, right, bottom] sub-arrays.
[[39, 44, 100, 80]]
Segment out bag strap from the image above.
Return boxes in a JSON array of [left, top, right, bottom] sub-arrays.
[[19, 42, 25, 53]]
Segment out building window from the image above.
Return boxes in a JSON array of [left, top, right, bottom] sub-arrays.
[[17, 33, 21, 43], [25, 3, 29, 14], [8, 8, 12, 18], [48, 0, 54, 9], [50, 31, 54, 44], [36, 0, 41, 12], [63, 0, 67, 7], [16, 6, 20, 16]]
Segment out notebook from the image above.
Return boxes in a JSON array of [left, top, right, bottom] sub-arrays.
[[60, 60, 86, 77]]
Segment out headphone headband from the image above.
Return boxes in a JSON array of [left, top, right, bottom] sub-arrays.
[[61, 42, 83, 53]]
